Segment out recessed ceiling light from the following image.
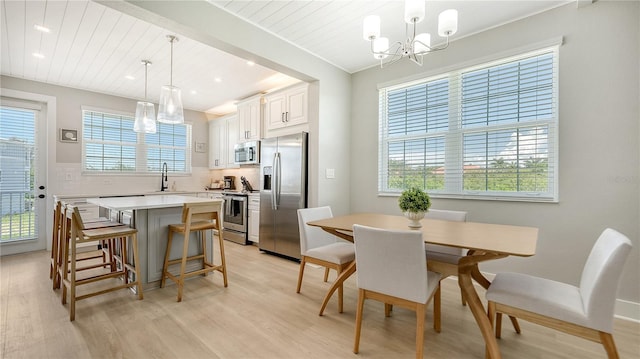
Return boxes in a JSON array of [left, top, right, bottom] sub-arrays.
[[32, 52, 45, 59], [34, 24, 50, 33], [214, 77, 222, 83], [125, 75, 135, 80], [246, 61, 255, 66], [190, 90, 197, 95]]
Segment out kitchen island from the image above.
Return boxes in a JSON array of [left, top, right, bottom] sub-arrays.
[[86, 195, 224, 289]]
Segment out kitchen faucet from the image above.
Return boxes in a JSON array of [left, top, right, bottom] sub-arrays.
[[161, 162, 168, 191]]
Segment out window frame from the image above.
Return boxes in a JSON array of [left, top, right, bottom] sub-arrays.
[[378, 45, 559, 202], [81, 106, 192, 175]]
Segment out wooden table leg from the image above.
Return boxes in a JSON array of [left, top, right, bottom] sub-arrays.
[[318, 261, 356, 316], [459, 265, 501, 359]]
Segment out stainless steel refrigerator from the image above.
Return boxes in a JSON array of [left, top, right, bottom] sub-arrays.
[[259, 132, 308, 260]]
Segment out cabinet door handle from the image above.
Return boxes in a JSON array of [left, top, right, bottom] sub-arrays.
[[281, 113, 285, 123], [286, 112, 289, 122]]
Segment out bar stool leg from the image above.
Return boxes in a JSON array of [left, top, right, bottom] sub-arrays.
[[161, 230, 173, 288], [177, 229, 191, 302], [69, 226, 78, 321], [201, 230, 208, 277], [131, 232, 144, 299], [217, 224, 228, 287]]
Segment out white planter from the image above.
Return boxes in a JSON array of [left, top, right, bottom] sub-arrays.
[[404, 211, 425, 229]]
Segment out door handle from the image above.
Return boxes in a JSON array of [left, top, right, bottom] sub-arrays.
[[38, 194, 45, 199], [39, 185, 45, 190]]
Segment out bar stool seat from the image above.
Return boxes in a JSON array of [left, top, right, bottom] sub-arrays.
[[60, 206, 143, 321], [161, 201, 227, 302]]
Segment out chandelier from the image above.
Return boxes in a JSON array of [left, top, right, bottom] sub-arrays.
[[363, 0, 458, 68]]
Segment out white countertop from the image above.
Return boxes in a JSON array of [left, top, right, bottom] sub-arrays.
[[87, 195, 223, 211]]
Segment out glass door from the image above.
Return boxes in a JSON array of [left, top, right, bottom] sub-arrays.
[[0, 100, 47, 254]]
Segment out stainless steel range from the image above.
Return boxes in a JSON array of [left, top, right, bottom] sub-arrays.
[[222, 192, 249, 245]]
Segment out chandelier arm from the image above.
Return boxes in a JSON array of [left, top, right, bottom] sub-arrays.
[[371, 39, 405, 56]]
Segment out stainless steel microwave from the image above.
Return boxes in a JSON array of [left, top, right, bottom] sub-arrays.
[[234, 141, 260, 165]]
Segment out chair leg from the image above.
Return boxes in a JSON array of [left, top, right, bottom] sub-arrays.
[[460, 288, 467, 306], [495, 312, 503, 338], [176, 229, 190, 302], [323, 267, 330, 282], [161, 230, 173, 288], [599, 332, 620, 359], [415, 303, 426, 359], [296, 257, 306, 293], [433, 285, 441, 333], [384, 303, 392, 317], [509, 315, 521, 334], [353, 289, 366, 354]]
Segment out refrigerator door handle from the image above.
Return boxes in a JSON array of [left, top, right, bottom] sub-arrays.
[[274, 152, 281, 210]]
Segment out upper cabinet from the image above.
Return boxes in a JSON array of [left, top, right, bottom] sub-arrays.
[[208, 114, 239, 170], [264, 83, 308, 131], [237, 95, 262, 142]]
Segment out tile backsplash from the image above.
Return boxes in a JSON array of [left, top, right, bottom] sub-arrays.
[[209, 166, 260, 191]]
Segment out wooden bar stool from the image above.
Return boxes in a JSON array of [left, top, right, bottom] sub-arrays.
[[161, 201, 227, 302], [60, 206, 143, 321], [52, 203, 120, 290]]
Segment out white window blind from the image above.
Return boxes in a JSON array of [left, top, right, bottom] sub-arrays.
[[82, 109, 191, 174], [379, 47, 558, 201]]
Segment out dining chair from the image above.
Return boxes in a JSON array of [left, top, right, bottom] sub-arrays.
[[424, 209, 467, 305], [486, 228, 632, 359], [296, 206, 355, 313], [161, 201, 228, 302], [352, 224, 441, 359]]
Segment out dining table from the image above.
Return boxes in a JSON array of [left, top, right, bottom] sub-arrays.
[[307, 213, 538, 359]]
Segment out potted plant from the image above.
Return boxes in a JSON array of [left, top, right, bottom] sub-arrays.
[[398, 187, 431, 228]]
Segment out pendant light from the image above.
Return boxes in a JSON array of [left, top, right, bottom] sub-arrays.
[[157, 35, 184, 124], [133, 60, 157, 133]]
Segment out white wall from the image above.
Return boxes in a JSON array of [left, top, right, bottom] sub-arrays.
[[350, 2, 639, 308]]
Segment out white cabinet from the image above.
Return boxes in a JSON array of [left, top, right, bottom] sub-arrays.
[[237, 96, 262, 142], [248, 194, 260, 243], [264, 83, 308, 131], [209, 119, 226, 169], [208, 114, 239, 169]]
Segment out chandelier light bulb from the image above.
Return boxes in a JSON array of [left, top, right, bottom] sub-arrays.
[[363, 15, 381, 40], [404, 0, 425, 24], [373, 37, 389, 59], [413, 33, 431, 54], [438, 9, 458, 36]]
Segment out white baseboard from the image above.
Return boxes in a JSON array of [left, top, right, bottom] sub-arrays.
[[615, 299, 640, 322], [442, 274, 640, 323]]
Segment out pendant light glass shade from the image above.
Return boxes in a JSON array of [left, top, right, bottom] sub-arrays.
[[134, 101, 157, 133], [157, 35, 184, 124], [157, 85, 184, 124], [133, 60, 156, 133]]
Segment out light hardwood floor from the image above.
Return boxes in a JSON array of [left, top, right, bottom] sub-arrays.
[[1, 241, 639, 359]]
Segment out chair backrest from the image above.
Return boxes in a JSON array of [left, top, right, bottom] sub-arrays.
[[425, 209, 467, 256], [579, 228, 632, 332], [353, 224, 429, 303], [182, 201, 222, 226], [297, 206, 338, 255]]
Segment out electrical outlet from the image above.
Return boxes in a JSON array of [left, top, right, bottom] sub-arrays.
[[65, 172, 73, 181]]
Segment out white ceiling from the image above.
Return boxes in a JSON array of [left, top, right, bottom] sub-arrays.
[[1, 0, 572, 115]]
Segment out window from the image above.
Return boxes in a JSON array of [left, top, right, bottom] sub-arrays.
[[82, 109, 191, 174], [379, 46, 558, 201]]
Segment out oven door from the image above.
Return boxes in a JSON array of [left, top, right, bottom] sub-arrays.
[[222, 195, 248, 232]]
